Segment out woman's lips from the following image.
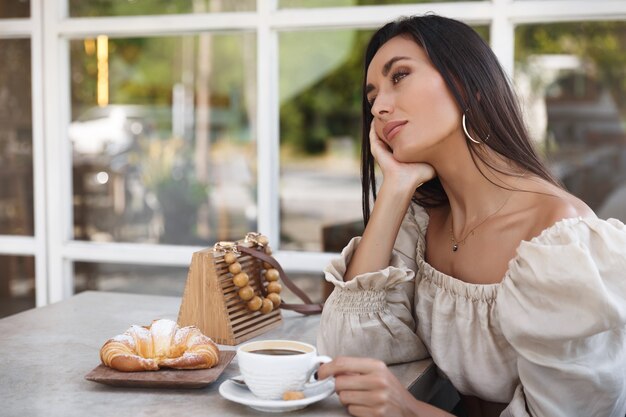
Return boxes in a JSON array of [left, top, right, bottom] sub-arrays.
[[384, 121, 407, 142]]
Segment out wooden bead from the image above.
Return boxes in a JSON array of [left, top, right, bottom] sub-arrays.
[[264, 246, 272, 255], [260, 298, 274, 314], [257, 235, 269, 246], [265, 268, 279, 282], [263, 262, 273, 270], [247, 296, 262, 311], [224, 253, 237, 264], [233, 272, 249, 287], [228, 262, 242, 274], [267, 292, 281, 308], [238, 285, 254, 301], [267, 281, 282, 294]]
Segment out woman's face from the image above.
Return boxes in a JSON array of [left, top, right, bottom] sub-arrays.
[[366, 35, 461, 162]]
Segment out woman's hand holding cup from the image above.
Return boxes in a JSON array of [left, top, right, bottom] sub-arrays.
[[317, 356, 418, 417]]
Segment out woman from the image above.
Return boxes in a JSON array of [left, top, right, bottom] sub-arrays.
[[316, 15, 626, 417]]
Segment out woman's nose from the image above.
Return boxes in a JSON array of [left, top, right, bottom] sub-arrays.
[[371, 93, 393, 117]]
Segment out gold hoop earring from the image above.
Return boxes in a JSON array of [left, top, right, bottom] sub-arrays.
[[462, 113, 482, 144]]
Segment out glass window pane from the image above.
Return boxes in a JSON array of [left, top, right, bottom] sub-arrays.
[[69, 0, 255, 17], [515, 22, 626, 222], [0, 1, 30, 18], [70, 33, 257, 245], [279, 26, 488, 251], [0, 38, 33, 236], [74, 262, 188, 296], [280, 0, 466, 8], [279, 29, 366, 251], [0, 255, 35, 318]]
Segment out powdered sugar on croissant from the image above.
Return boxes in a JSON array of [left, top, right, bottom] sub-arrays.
[[100, 319, 219, 372]]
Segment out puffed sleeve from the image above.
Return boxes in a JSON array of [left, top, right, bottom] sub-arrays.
[[497, 217, 626, 417], [316, 203, 430, 365]]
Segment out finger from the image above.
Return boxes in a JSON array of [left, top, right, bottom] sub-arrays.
[[317, 362, 334, 380], [369, 121, 384, 148], [335, 374, 381, 391], [338, 389, 381, 407], [318, 356, 386, 379], [347, 404, 373, 417], [317, 365, 358, 381], [369, 120, 376, 139], [369, 122, 393, 158]]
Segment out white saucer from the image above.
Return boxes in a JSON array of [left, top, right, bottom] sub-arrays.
[[219, 375, 335, 413]]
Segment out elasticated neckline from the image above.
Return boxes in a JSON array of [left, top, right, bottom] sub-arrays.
[[409, 203, 588, 302]]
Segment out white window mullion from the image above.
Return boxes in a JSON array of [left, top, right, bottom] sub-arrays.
[[490, 0, 515, 78], [58, 13, 257, 38], [58, 35, 74, 301], [0, 236, 36, 256], [62, 242, 199, 266], [271, 3, 492, 30], [510, 0, 626, 25], [60, 241, 335, 274], [257, 0, 280, 247], [42, 0, 73, 303], [0, 18, 32, 37], [275, 251, 334, 274], [30, 0, 48, 307]]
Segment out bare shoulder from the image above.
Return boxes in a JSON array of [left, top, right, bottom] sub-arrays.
[[545, 194, 594, 220], [521, 183, 596, 240]]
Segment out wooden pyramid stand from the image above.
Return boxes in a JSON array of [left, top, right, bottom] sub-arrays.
[[177, 241, 283, 345]]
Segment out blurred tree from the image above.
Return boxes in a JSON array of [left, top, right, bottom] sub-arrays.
[[280, 30, 372, 155], [279, 25, 488, 155]]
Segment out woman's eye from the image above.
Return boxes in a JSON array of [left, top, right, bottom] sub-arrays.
[[392, 71, 408, 84], [367, 70, 408, 106]]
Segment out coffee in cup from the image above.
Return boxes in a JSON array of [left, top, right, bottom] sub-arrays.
[[237, 339, 332, 400]]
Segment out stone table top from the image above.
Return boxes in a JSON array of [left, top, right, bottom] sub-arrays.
[[0, 291, 436, 417]]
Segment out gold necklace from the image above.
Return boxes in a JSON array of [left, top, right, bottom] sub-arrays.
[[449, 193, 513, 252]]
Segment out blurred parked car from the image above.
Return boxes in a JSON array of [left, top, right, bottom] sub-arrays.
[[69, 104, 173, 156]]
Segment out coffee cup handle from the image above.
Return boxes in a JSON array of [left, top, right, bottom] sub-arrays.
[[303, 355, 333, 389]]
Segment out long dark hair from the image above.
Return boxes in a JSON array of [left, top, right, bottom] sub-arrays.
[[361, 15, 560, 225]]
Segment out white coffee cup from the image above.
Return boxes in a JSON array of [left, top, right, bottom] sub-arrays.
[[237, 339, 332, 400]]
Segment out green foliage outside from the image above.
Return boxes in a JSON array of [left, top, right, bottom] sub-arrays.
[[279, 25, 489, 156], [70, 33, 251, 141], [280, 30, 373, 155]]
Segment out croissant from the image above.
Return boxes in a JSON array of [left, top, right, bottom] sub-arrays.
[[100, 319, 219, 372]]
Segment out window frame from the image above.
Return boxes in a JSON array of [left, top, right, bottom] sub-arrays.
[[0, 0, 624, 304]]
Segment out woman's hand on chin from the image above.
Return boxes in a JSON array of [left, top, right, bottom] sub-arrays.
[[317, 356, 419, 417], [369, 121, 436, 191]]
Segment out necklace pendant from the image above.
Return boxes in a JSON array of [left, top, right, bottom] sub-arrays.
[[452, 244, 458, 252]]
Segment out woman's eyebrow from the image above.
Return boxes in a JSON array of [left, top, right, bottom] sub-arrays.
[[366, 56, 411, 95], [382, 56, 410, 76]]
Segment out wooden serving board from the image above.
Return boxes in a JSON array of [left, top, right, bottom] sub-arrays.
[[85, 350, 236, 389]]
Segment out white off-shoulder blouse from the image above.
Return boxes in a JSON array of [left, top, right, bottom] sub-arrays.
[[317, 203, 626, 417]]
